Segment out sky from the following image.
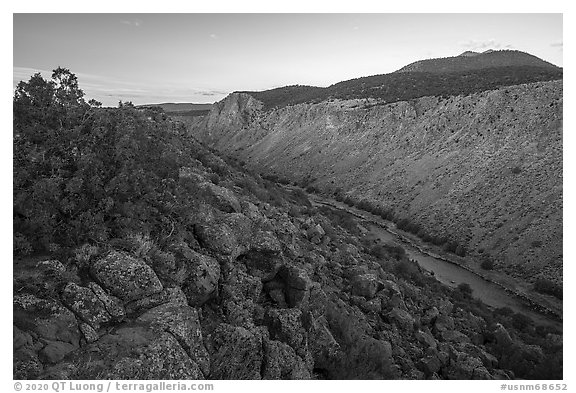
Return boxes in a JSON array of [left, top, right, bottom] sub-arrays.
[[13, 13, 563, 106]]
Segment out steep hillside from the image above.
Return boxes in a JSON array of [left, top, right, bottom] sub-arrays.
[[397, 50, 560, 73], [193, 80, 563, 289], [14, 69, 563, 380], [241, 66, 561, 110]]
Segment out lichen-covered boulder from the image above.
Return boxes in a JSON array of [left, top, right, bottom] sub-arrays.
[[182, 252, 220, 306], [61, 283, 111, 329], [42, 327, 204, 379], [14, 294, 80, 346], [13, 294, 81, 379], [137, 302, 210, 375], [90, 251, 163, 302], [87, 282, 125, 319]]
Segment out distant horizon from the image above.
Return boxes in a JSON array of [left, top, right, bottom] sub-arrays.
[[14, 14, 562, 106]]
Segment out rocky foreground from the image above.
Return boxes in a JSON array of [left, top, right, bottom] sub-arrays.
[[14, 149, 562, 380]]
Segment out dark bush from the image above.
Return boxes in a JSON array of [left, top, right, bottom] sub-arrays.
[[494, 307, 515, 317], [455, 245, 467, 257], [531, 240, 543, 248], [342, 196, 356, 207], [533, 279, 562, 300], [480, 258, 495, 270], [456, 283, 473, 297], [511, 312, 534, 332]]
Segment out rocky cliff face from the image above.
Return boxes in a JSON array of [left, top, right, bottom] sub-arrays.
[[193, 80, 563, 285]]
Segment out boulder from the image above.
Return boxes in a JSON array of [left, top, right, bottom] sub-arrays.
[[434, 314, 455, 332], [124, 287, 185, 316], [279, 266, 313, 308], [493, 323, 514, 348], [390, 307, 415, 331], [61, 283, 111, 329], [181, 252, 220, 306], [264, 308, 307, 354], [14, 294, 80, 346], [13, 325, 33, 350], [445, 352, 489, 380], [14, 346, 43, 380], [35, 259, 66, 274], [87, 282, 125, 319], [306, 315, 340, 370], [42, 327, 204, 379], [441, 330, 472, 344], [39, 341, 77, 364], [417, 355, 442, 376], [90, 251, 163, 302], [136, 302, 210, 375], [351, 273, 379, 299], [415, 329, 438, 350], [199, 181, 242, 213], [360, 297, 382, 314], [306, 224, 326, 244], [438, 299, 454, 315], [242, 230, 284, 281], [262, 339, 311, 379], [194, 222, 241, 256], [421, 307, 440, 325], [78, 323, 99, 343]]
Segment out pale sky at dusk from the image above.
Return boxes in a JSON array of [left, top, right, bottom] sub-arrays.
[[13, 13, 563, 107]]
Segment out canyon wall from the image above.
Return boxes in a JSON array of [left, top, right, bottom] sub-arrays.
[[193, 80, 563, 285]]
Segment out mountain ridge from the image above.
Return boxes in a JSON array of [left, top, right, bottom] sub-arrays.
[[396, 49, 560, 73]]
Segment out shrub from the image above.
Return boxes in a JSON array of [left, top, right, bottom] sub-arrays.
[[456, 282, 473, 297], [530, 240, 543, 248], [369, 243, 406, 262], [511, 312, 533, 332], [126, 233, 154, 259], [73, 243, 100, 268], [533, 278, 562, 300], [494, 306, 514, 317], [480, 258, 495, 270], [444, 241, 458, 253], [306, 185, 319, 194], [455, 245, 467, 257], [342, 196, 356, 207]]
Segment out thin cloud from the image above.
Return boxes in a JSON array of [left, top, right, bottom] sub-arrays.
[[121, 19, 143, 27], [209, 33, 218, 39], [460, 39, 514, 52], [550, 42, 563, 48]]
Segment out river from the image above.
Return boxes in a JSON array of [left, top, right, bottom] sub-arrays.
[[306, 194, 562, 330]]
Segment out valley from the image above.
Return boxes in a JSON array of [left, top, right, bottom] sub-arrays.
[[13, 48, 564, 381], [192, 78, 563, 289]]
